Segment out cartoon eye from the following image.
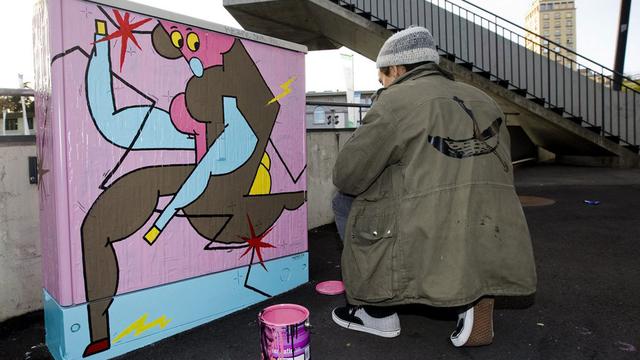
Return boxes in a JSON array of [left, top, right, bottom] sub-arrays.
[[186, 32, 200, 52], [171, 31, 183, 49]]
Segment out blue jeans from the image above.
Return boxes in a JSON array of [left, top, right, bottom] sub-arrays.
[[332, 192, 355, 242]]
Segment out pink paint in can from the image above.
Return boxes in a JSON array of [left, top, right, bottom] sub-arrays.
[[259, 304, 310, 359]]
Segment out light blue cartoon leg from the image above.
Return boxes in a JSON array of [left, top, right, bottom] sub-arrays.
[[154, 165, 210, 232], [143, 97, 258, 245]]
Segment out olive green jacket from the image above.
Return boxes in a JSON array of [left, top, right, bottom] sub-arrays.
[[333, 63, 536, 307]]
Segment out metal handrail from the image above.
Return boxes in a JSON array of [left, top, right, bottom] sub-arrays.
[[332, 0, 639, 148], [457, 0, 640, 88], [307, 100, 371, 108], [0, 88, 35, 97], [307, 100, 372, 127]]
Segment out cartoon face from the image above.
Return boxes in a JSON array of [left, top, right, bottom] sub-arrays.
[[157, 20, 235, 77]]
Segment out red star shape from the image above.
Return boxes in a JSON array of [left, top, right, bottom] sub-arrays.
[[94, 10, 152, 71], [239, 214, 276, 271]]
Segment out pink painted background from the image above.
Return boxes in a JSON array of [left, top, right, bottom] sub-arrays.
[[40, 0, 307, 306]]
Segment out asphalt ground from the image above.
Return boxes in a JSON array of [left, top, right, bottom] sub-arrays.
[[1, 165, 639, 359]]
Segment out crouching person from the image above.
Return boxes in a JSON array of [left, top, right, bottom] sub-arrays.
[[331, 26, 536, 347]]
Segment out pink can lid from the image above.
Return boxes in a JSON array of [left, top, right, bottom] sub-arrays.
[[260, 304, 309, 327], [315, 280, 345, 295]]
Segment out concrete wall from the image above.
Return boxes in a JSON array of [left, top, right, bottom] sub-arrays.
[[0, 140, 40, 322], [306, 129, 354, 229], [0, 131, 352, 322]]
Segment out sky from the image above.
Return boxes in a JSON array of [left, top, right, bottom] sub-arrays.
[[1, 0, 638, 92]]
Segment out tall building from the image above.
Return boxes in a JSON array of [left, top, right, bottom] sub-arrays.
[[525, 0, 577, 64]]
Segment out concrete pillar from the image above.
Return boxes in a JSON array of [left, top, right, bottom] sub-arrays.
[[2, 110, 6, 136]]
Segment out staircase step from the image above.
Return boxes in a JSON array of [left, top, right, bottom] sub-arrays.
[[373, 19, 388, 28], [356, 11, 372, 20], [585, 126, 602, 134], [457, 61, 474, 70], [510, 88, 528, 97], [440, 53, 456, 61], [473, 70, 491, 79], [564, 116, 583, 125], [605, 135, 621, 144], [623, 145, 640, 154], [549, 106, 564, 115], [529, 97, 546, 106], [490, 79, 510, 88], [341, 3, 356, 11], [585, 126, 602, 135]]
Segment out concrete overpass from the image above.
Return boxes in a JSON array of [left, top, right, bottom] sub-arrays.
[[224, 0, 640, 167]]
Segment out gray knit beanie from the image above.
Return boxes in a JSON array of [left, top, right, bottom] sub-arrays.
[[376, 26, 440, 68]]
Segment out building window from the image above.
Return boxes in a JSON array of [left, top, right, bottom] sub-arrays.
[[566, 20, 572, 26], [555, 30, 561, 36], [544, 21, 550, 28], [555, 12, 561, 19], [5, 118, 18, 131], [566, 12, 573, 18], [543, 14, 550, 19], [312, 107, 326, 125], [544, 30, 550, 36], [555, 22, 561, 28]]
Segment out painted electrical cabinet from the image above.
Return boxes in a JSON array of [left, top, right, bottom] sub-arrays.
[[33, 0, 308, 358]]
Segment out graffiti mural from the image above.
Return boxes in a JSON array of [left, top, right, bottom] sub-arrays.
[[36, 1, 307, 358]]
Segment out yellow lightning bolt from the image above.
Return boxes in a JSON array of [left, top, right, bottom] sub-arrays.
[[112, 313, 172, 344], [267, 76, 297, 105]]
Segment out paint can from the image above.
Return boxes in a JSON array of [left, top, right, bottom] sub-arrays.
[[259, 304, 310, 359]]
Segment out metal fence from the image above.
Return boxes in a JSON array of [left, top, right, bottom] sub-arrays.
[[333, 0, 640, 150], [306, 100, 371, 129]]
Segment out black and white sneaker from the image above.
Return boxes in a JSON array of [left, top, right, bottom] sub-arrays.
[[332, 305, 401, 338]]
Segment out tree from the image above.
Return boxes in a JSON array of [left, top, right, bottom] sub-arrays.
[[1, 81, 35, 113], [623, 79, 640, 92], [0, 95, 34, 113], [619, 73, 640, 92]]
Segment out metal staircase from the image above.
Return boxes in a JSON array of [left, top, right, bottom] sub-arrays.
[[224, 0, 640, 166], [332, 0, 640, 152]]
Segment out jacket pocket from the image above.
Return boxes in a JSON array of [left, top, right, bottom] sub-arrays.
[[344, 209, 397, 302]]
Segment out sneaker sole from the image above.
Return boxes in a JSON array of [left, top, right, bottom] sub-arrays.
[[332, 311, 401, 338]]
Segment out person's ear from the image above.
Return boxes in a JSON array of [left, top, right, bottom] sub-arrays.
[[151, 24, 183, 60], [387, 66, 396, 78]]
